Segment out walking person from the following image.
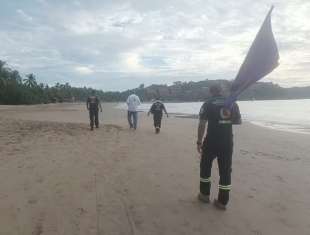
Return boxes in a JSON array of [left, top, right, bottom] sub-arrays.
[[126, 93, 141, 130], [148, 98, 168, 134], [86, 90, 102, 131], [196, 84, 241, 210]]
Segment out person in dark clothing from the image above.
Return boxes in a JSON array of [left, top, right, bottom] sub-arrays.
[[86, 91, 102, 131], [148, 99, 168, 134], [196, 84, 241, 210]]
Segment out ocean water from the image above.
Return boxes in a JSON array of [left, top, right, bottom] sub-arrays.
[[117, 99, 310, 134]]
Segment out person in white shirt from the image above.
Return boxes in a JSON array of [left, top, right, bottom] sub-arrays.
[[126, 93, 141, 129]]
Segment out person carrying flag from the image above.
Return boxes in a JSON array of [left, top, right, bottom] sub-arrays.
[[148, 98, 169, 133], [195, 6, 278, 210], [197, 84, 241, 210], [86, 90, 102, 131]]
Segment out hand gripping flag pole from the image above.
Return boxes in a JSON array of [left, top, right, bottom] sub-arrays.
[[225, 6, 280, 107]]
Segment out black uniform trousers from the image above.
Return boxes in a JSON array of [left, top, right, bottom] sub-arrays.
[[200, 145, 232, 205], [153, 113, 163, 128], [89, 108, 99, 128]]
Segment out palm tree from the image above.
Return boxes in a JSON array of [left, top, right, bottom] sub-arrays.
[[23, 73, 37, 88]]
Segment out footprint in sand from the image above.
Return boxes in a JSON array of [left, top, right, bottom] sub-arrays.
[[18, 163, 25, 169], [77, 207, 87, 215], [269, 202, 287, 213], [32, 212, 45, 235], [28, 197, 38, 205], [275, 175, 286, 183], [240, 149, 249, 155], [36, 177, 45, 184], [251, 229, 263, 235]]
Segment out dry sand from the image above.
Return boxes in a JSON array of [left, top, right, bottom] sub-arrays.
[[0, 103, 309, 235]]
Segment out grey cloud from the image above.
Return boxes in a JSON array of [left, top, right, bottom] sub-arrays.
[[1, 0, 309, 90]]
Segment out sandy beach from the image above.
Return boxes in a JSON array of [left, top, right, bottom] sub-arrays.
[[0, 103, 309, 235]]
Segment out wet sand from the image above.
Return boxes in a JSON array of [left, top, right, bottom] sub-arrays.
[[0, 103, 309, 235]]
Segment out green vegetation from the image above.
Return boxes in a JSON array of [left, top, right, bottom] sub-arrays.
[[0, 60, 124, 104], [1, 60, 310, 105]]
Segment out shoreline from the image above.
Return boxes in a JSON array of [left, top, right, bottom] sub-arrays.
[[172, 114, 310, 135], [114, 100, 310, 135], [2, 102, 310, 135]]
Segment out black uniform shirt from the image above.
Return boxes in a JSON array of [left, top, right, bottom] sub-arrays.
[[199, 96, 241, 151], [150, 101, 166, 115], [87, 96, 99, 110]]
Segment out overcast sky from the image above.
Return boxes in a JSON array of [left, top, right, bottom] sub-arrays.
[[0, 0, 309, 90]]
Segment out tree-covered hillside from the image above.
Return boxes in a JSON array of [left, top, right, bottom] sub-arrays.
[[1, 60, 310, 104]]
